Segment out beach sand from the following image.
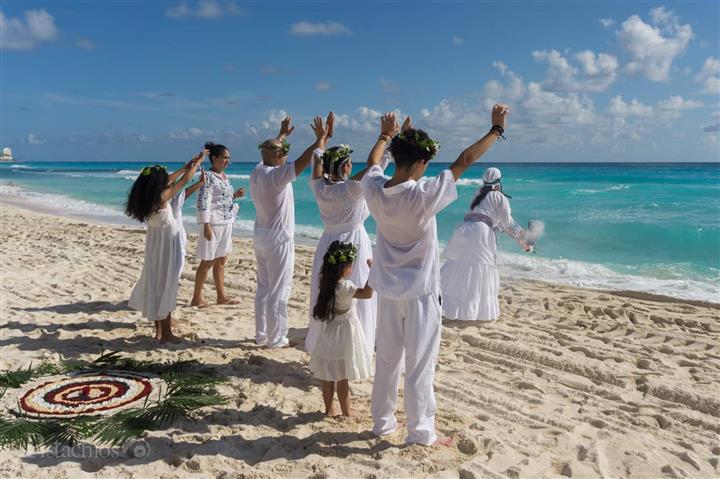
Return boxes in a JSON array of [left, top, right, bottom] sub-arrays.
[[0, 203, 719, 478]]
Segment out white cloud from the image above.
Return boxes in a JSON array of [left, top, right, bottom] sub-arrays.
[[165, 1, 245, 19], [290, 21, 351, 36], [532, 49, 618, 92], [656, 95, 703, 111], [26, 133, 46, 145], [0, 9, 59, 50], [695, 57, 720, 95], [315, 81, 333, 92], [259, 64, 280, 75], [617, 7, 693, 81], [607, 96, 653, 117], [75, 38, 95, 50], [452, 35, 464, 45], [521, 83, 595, 125], [599, 18, 615, 28], [168, 127, 216, 140]]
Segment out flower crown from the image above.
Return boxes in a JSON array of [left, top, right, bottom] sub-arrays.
[[258, 139, 291, 155], [322, 144, 353, 166], [326, 243, 358, 265], [141, 165, 167, 176], [398, 131, 440, 157]]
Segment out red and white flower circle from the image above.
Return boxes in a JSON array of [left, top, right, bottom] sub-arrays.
[[17, 374, 157, 417]]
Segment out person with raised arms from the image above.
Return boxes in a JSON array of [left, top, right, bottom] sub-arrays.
[[361, 104, 509, 446], [251, 114, 331, 349], [305, 113, 409, 357]]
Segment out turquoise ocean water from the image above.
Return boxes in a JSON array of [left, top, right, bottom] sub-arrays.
[[1, 161, 718, 302]]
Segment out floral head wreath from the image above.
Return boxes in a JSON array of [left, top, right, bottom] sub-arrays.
[[258, 139, 291, 155], [322, 144, 353, 174], [325, 243, 358, 265], [397, 131, 440, 157], [141, 165, 167, 176]]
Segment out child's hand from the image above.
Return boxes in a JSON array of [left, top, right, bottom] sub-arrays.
[[198, 167, 206, 184], [366, 258, 373, 268], [233, 187, 245, 199]]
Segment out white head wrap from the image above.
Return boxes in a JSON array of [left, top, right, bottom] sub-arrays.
[[483, 167, 502, 184]]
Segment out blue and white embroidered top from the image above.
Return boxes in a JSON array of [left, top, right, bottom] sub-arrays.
[[196, 171, 238, 225]]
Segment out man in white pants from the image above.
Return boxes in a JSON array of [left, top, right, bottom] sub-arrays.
[[362, 105, 509, 445], [250, 114, 331, 348]]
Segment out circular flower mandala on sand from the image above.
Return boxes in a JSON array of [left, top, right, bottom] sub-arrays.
[[17, 373, 161, 417]]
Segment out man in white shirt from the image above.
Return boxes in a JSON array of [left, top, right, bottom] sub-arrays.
[[250, 115, 331, 348], [361, 104, 509, 446]]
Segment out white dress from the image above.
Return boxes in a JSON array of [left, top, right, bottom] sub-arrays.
[[129, 204, 184, 322], [308, 280, 374, 381], [305, 177, 376, 357], [440, 191, 515, 321]]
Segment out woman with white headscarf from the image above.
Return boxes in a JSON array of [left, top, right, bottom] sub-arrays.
[[440, 167, 533, 322]]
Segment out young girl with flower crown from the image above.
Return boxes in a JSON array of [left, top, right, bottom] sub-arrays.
[[126, 151, 204, 343], [308, 241, 374, 416]]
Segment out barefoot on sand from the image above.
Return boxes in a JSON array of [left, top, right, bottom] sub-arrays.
[[432, 436, 454, 448], [217, 297, 241, 305]]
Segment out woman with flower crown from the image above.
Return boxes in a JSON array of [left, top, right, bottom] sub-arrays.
[[304, 114, 408, 357]]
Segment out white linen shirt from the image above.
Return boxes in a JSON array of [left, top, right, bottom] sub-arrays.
[[361, 165, 458, 299], [250, 162, 296, 246], [309, 178, 369, 234], [472, 190, 514, 229]]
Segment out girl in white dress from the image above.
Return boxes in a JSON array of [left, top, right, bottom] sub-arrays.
[[191, 141, 246, 307], [309, 241, 374, 417], [440, 167, 533, 322], [127, 151, 204, 342], [306, 138, 383, 356]]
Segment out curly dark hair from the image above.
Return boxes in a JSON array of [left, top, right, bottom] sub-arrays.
[[313, 241, 356, 322], [389, 128, 438, 168], [125, 166, 169, 223]]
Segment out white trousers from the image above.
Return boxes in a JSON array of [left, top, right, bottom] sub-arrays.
[[254, 239, 294, 348], [371, 292, 442, 445]]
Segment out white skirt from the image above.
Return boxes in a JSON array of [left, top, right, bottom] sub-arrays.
[[440, 220, 500, 321], [197, 223, 233, 261], [306, 226, 376, 356], [308, 308, 374, 382]]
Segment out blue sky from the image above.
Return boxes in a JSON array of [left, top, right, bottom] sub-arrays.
[[2, 1, 719, 162]]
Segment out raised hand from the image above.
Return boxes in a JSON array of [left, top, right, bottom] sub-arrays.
[[198, 167, 206, 184], [380, 112, 399, 138], [233, 186, 245, 199], [491, 104, 510, 129], [311, 115, 328, 140], [401, 116, 412, 132], [187, 149, 208, 169], [326, 112, 335, 139], [279, 116, 295, 138]]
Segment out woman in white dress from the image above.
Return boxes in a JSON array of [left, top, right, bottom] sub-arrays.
[[191, 141, 246, 307], [309, 241, 374, 416], [305, 131, 382, 356], [441, 167, 533, 322], [127, 151, 204, 342]]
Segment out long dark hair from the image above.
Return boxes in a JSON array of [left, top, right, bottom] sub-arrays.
[[125, 165, 169, 223], [313, 241, 356, 322], [470, 185, 494, 210], [205, 141, 228, 168]]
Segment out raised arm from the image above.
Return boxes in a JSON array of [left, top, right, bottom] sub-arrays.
[[162, 150, 205, 203], [367, 113, 400, 168], [293, 113, 330, 178], [449, 104, 509, 181], [354, 259, 374, 298], [276, 116, 295, 141], [184, 167, 205, 199]]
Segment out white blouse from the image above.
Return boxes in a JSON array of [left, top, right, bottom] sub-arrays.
[[196, 171, 237, 225]]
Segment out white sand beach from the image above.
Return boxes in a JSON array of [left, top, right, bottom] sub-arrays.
[[0, 203, 719, 478]]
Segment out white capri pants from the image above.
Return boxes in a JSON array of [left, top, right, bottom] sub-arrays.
[[371, 292, 442, 446], [254, 239, 294, 348]]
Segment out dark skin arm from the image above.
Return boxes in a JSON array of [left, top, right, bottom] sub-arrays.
[[449, 104, 509, 181], [353, 259, 374, 299]]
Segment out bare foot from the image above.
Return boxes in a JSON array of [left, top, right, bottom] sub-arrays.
[[217, 297, 241, 305], [190, 299, 210, 308], [154, 331, 161, 341], [341, 409, 355, 418], [325, 406, 339, 416], [159, 334, 184, 344], [432, 435, 454, 447]]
